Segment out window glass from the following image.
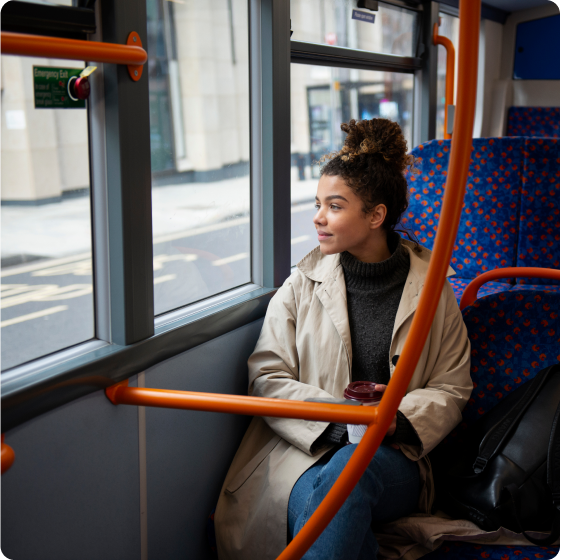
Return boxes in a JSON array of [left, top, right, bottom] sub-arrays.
[[436, 13, 459, 139], [290, 63, 414, 266], [147, 0, 251, 316], [1, 55, 94, 370], [290, 0, 419, 58]]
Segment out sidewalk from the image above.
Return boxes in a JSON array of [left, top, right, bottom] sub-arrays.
[[1, 176, 318, 262]]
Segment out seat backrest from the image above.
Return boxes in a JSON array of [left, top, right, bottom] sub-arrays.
[[507, 106, 560, 138], [516, 138, 560, 283], [403, 137, 523, 281], [461, 288, 560, 426]]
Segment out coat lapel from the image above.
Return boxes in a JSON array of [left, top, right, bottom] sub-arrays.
[[315, 265, 353, 375]]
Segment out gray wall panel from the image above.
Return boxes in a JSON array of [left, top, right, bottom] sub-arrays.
[[1, 379, 141, 560], [145, 319, 263, 560]]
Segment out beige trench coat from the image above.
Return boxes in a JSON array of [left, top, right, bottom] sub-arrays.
[[215, 240, 473, 560]]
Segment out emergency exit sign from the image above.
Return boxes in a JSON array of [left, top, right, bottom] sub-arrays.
[[33, 66, 86, 109]]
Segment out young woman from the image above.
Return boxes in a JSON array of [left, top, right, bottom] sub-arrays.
[[215, 118, 472, 560]]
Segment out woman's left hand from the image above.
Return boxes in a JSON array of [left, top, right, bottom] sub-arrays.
[[374, 384, 399, 449]]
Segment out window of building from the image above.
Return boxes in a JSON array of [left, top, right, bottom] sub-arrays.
[[290, 62, 414, 266], [436, 12, 459, 139], [1, 56, 94, 370], [290, 0, 419, 58], [147, 0, 251, 316]]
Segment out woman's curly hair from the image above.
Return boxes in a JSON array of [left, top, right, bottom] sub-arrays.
[[321, 118, 418, 234]]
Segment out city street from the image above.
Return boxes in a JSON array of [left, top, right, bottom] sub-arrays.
[[1, 202, 318, 370]]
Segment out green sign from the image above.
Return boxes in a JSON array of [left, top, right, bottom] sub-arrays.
[[33, 66, 86, 109]]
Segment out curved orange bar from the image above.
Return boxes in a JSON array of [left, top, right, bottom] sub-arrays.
[[1, 435, 15, 475], [433, 23, 456, 139], [1, 32, 147, 65], [278, 2, 481, 558], [106, 380, 380, 426], [460, 267, 560, 310]]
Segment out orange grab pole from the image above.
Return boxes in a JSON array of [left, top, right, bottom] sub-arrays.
[[277, 2, 480, 558], [107, 2, 481, 557], [433, 22, 456, 139], [460, 267, 560, 310], [1, 435, 15, 475], [0, 32, 147, 66]]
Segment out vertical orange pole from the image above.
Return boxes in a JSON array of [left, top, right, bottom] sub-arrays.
[[433, 23, 456, 139], [276, 1, 481, 558]]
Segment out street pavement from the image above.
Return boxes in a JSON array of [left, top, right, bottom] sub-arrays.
[[1, 176, 320, 370]]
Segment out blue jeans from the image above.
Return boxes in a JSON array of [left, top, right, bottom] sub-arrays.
[[288, 444, 420, 560]]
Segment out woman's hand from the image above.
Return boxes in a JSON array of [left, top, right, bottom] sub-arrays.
[[374, 384, 399, 449]]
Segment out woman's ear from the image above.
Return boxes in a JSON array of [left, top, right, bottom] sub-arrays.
[[369, 204, 387, 230]]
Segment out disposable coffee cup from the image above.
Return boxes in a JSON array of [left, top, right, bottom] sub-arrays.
[[344, 381, 383, 444]]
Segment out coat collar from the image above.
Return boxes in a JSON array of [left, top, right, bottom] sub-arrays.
[[296, 240, 456, 365], [296, 239, 456, 286]]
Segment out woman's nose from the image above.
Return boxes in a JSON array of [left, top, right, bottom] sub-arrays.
[[313, 208, 326, 226]]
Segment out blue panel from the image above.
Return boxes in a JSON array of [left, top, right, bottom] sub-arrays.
[[145, 319, 263, 560], [1, 382, 141, 560], [514, 15, 560, 80]]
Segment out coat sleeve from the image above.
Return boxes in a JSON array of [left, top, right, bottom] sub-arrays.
[[398, 282, 473, 461], [248, 277, 337, 456]]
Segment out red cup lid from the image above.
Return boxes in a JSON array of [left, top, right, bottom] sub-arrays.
[[343, 381, 383, 403]]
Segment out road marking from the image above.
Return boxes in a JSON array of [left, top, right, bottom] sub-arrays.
[[212, 253, 249, 266], [1, 305, 68, 328], [1, 284, 92, 308], [1, 252, 91, 278], [291, 235, 311, 245], [154, 274, 177, 284], [153, 254, 197, 270], [33, 259, 92, 277], [153, 217, 250, 245]]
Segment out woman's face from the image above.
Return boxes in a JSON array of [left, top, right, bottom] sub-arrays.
[[313, 174, 387, 260]]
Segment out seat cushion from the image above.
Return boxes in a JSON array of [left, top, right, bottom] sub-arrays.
[[507, 106, 560, 138], [403, 138, 523, 282], [511, 284, 560, 293], [516, 138, 560, 283], [448, 278, 512, 306], [423, 541, 559, 559]]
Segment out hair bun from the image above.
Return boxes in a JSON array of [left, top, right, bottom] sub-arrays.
[[337, 118, 416, 173]]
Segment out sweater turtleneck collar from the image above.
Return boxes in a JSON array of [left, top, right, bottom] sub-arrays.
[[340, 232, 410, 290]]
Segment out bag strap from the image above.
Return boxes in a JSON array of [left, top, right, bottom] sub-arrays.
[[502, 405, 560, 546], [473, 365, 555, 474], [547, 404, 560, 513]]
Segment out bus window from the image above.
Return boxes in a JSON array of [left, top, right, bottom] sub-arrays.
[[1, 55, 94, 371], [290, 63, 414, 265], [290, 0, 419, 58], [147, 0, 251, 316]]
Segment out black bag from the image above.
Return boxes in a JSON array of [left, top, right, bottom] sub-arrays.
[[433, 363, 560, 545]]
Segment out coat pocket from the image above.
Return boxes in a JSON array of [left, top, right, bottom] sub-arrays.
[[225, 434, 282, 494]]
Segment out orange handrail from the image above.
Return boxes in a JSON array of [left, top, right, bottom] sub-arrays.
[[1, 435, 15, 475], [106, 380, 380, 425], [1, 32, 147, 66], [460, 267, 560, 310], [433, 22, 456, 139]]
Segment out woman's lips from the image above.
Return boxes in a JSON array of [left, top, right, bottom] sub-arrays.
[[317, 231, 332, 241]]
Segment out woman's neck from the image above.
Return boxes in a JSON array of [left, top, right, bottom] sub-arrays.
[[347, 233, 392, 263]]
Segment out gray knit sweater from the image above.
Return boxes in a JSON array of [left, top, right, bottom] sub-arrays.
[[313, 233, 421, 449]]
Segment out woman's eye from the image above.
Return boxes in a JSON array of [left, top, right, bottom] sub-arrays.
[[314, 204, 320, 210], [330, 204, 341, 210]]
